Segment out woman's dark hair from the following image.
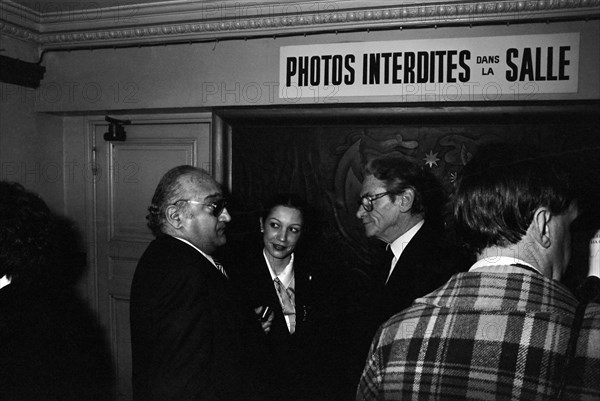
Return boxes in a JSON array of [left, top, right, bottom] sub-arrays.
[[365, 156, 447, 223], [261, 193, 309, 225], [0, 181, 53, 283], [260, 193, 316, 258], [260, 193, 316, 252], [453, 144, 575, 254]]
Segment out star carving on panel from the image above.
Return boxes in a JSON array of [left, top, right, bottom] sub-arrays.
[[423, 150, 440, 168]]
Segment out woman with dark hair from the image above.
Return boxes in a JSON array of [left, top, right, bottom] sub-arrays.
[[228, 193, 332, 400]]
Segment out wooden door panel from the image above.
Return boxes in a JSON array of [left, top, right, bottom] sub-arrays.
[[109, 140, 199, 241], [108, 256, 138, 282], [92, 118, 212, 401], [109, 295, 133, 399]]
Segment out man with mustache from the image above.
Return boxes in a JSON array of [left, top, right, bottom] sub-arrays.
[[130, 165, 271, 401]]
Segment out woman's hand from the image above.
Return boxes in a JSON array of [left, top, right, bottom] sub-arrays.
[[255, 305, 274, 334]]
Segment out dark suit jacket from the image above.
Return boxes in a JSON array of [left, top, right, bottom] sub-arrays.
[[229, 249, 327, 400], [346, 220, 469, 397], [130, 235, 270, 401], [375, 220, 468, 327]]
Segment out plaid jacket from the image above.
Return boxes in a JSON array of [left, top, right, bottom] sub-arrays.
[[356, 267, 600, 400]]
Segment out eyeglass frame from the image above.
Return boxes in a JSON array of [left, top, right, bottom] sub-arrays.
[[173, 198, 228, 217], [357, 191, 394, 212]]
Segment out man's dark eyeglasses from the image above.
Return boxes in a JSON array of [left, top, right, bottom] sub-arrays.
[[174, 199, 228, 216], [357, 191, 393, 212]]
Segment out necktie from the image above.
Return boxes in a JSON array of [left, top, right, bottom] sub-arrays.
[[382, 246, 395, 286], [274, 277, 296, 334], [387, 246, 396, 267], [213, 258, 228, 278]]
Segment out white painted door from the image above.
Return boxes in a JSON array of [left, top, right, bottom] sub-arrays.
[[90, 116, 212, 401]]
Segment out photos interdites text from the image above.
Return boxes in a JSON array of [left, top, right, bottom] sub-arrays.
[[279, 33, 579, 101]]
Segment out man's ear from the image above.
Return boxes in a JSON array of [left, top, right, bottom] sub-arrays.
[[165, 205, 184, 229], [532, 207, 552, 248], [396, 189, 415, 212]]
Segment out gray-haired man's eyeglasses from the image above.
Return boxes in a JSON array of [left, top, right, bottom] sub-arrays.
[[357, 191, 393, 212]]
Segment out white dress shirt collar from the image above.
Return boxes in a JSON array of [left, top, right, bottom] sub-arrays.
[[263, 249, 295, 289], [173, 236, 219, 268], [386, 219, 425, 283], [469, 256, 541, 274], [0, 275, 11, 290], [389, 219, 425, 261]]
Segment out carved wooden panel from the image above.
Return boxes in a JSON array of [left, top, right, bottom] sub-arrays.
[[231, 112, 600, 284]]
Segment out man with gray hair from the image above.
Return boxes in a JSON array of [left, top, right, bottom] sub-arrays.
[[130, 165, 271, 401], [348, 156, 467, 394], [357, 146, 600, 400]]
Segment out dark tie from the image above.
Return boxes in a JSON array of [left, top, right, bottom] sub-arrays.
[[381, 247, 396, 286], [387, 246, 396, 266], [274, 277, 296, 333]]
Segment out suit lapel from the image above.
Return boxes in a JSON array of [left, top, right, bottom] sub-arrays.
[[292, 268, 309, 333], [385, 221, 434, 288], [270, 260, 310, 337]]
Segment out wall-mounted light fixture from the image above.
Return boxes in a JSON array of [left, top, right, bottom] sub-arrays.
[[103, 116, 131, 141]]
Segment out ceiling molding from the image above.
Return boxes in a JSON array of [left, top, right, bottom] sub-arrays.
[[2, 0, 599, 51]]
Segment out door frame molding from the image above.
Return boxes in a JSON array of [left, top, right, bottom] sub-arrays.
[[83, 112, 215, 312]]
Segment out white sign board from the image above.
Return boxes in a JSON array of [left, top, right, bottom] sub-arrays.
[[279, 33, 580, 101]]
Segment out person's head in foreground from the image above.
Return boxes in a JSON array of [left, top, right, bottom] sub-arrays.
[[356, 145, 600, 401], [454, 144, 578, 280]]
